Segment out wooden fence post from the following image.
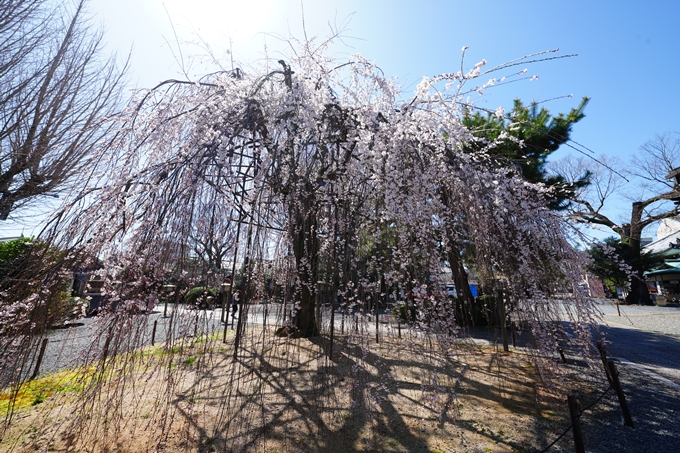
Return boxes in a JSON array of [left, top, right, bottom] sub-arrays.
[[511, 321, 516, 348], [497, 291, 509, 352], [567, 394, 586, 453], [31, 338, 49, 380], [341, 311, 345, 334], [328, 297, 335, 360], [375, 299, 379, 344], [607, 360, 635, 427], [558, 346, 567, 364], [151, 320, 157, 346], [597, 340, 613, 385]]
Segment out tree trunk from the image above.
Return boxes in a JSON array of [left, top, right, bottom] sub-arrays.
[[291, 188, 319, 337], [441, 188, 475, 309], [624, 202, 652, 305], [626, 274, 651, 305], [448, 248, 474, 305]]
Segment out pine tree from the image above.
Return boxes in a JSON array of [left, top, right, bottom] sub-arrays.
[[440, 98, 591, 313], [462, 97, 591, 210]]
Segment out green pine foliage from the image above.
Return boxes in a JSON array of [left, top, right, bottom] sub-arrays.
[[587, 236, 664, 290], [463, 97, 591, 210]]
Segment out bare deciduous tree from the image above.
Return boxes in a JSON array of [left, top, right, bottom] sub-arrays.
[[0, 0, 126, 221], [555, 132, 680, 304]]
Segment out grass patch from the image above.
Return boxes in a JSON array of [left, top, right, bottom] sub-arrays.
[[196, 330, 232, 343], [0, 367, 95, 412]]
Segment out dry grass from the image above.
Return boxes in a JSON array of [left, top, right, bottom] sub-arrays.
[[0, 327, 600, 453]]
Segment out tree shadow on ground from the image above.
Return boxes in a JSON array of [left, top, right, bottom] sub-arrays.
[[164, 325, 573, 453], [599, 323, 680, 373]]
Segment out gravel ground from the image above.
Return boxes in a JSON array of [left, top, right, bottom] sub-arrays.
[[593, 299, 680, 333], [25, 300, 680, 452], [598, 301, 680, 386], [541, 360, 680, 453], [35, 306, 227, 376], [551, 300, 680, 453], [603, 311, 680, 337]]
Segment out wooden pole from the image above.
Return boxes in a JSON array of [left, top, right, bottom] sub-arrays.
[[151, 320, 157, 346], [328, 194, 340, 360], [567, 394, 586, 453], [282, 293, 288, 324], [497, 290, 508, 352], [375, 285, 380, 344], [223, 215, 243, 343], [233, 217, 254, 360], [316, 282, 322, 334], [511, 321, 516, 348], [374, 198, 380, 344], [223, 152, 247, 342], [161, 285, 174, 318], [341, 310, 345, 335], [263, 296, 268, 331], [220, 284, 228, 323], [329, 295, 336, 359], [596, 340, 613, 385], [558, 346, 567, 364], [31, 338, 48, 380], [607, 360, 635, 427], [167, 311, 174, 346]]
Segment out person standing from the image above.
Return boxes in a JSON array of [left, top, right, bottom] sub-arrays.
[[230, 290, 240, 328]]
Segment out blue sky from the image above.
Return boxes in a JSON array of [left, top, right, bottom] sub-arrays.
[[2, 0, 679, 238], [87, 0, 678, 161]]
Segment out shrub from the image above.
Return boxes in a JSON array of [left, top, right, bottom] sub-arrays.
[[184, 286, 220, 306], [0, 238, 84, 332], [50, 295, 88, 325], [391, 303, 409, 322], [454, 295, 495, 327], [0, 237, 33, 281]]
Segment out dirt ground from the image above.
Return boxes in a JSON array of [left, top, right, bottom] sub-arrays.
[[0, 327, 605, 453]]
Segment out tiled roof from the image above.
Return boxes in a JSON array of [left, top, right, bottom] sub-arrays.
[[643, 229, 680, 254]]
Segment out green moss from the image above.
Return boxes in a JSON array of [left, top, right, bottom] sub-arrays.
[[0, 367, 95, 412]]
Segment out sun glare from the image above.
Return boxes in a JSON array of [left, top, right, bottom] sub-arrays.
[[155, 0, 281, 44]]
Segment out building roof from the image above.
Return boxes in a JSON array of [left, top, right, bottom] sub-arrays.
[[0, 236, 23, 243], [643, 228, 680, 255], [646, 267, 680, 278]]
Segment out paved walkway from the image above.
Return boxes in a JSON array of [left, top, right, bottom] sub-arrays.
[[598, 301, 680, 337], [30, 300, 680, 387], [594, 299, 680, 389]]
